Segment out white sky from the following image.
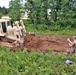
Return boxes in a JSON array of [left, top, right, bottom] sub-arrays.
[[0, 0, 10, 8]]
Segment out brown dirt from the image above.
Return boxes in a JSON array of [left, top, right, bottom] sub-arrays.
[[0, 34, 69, 54], [23, 34, 69, 54]]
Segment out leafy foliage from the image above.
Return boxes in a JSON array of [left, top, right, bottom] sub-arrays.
[[0, 46, 76, 75], [0, 6, 8, 15], [25, 0, 51, 25], [8, 0, 23, 21], [8, 0, 76, 29]]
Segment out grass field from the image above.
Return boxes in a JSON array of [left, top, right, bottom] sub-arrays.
[[26, 25, 76, 37]]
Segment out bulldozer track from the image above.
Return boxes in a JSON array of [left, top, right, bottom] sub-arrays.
[[0, 36, 15, 43], [0, 41, 13, 48], [0, 36, 15, 48]]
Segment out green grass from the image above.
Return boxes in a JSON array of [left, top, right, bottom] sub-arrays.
[[26, 26, 76, 37]]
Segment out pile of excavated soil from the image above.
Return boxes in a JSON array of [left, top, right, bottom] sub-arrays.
[[23, 34, 69, 53]]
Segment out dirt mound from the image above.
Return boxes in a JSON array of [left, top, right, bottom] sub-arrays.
[[23, 34, 69, 53], [24, 34, 44, 52]]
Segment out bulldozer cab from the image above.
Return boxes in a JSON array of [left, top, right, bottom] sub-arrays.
[[1, 21, 7, 33], [0, 19, 10, 36]]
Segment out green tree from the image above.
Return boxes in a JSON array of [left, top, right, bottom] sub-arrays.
[[0, 6, 8, 15], [57, 0, 76, 28], [9, 0, 23, 21], [24, 0, 76, 28], [56, 0, 76, 19], [25, 0, 51, 25], [49, 0, 62, 22], [25, 0, 41, 24]]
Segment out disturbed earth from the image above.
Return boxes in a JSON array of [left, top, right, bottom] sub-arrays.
[[0, 34, 69, 54], [23, 34, 69, 54]]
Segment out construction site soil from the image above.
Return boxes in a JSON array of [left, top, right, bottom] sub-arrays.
[[23, 34, 69, 54], [0, 34, 70, 54]]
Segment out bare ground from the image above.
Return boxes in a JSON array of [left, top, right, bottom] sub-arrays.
[[0, 34, 69, 54], [23, 34, 69, 54]]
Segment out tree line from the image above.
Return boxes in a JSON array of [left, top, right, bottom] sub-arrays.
[[0, 0, 76, 29], [0, 6, 9, 18]]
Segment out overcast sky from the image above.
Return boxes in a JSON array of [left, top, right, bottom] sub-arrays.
[[0, 0, 10, 8]]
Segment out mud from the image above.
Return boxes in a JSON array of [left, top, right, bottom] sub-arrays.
[[23, 34, 69, 54]]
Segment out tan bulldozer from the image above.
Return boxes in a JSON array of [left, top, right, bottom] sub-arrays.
[[0, 18, 26, 48]]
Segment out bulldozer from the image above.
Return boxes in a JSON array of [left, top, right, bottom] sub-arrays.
[[0, 18, 26, 48]]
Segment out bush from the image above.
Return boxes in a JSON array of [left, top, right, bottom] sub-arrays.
[[0, 46, 76, 75], [56, 19, 76, 29]]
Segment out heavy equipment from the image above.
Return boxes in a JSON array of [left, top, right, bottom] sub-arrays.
[[0, 18, 26, 48]]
